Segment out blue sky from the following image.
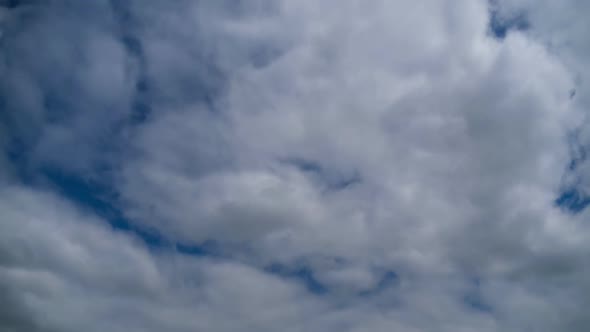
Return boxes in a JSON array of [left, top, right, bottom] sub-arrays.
[[2, 1, 590, 331]]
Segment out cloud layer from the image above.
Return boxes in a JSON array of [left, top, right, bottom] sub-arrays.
[[2, 1, 590, 331]]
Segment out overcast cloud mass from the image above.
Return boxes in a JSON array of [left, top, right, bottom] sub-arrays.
[[1, 0, 590, 331]]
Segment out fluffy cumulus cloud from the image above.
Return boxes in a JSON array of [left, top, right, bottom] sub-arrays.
[[1, 0, 590, 331]]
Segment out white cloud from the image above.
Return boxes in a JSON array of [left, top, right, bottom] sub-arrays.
[[0, 186, 329, 332], [2, 0, 590, 330], [121, 0, 575, 268]]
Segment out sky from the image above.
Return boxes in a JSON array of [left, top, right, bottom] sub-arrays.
[[1, 0, 590, 331]]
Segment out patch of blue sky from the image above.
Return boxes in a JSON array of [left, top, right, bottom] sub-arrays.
[[282, 157, 362, 192], [462, 278, 493, 313], [555, 189, 590, 213], [266, 260, 401, 298], [32, 166, 217, 257], [488, 3, 530, 39], [265, 263, 329, 295], [556, 130, 590, 213]]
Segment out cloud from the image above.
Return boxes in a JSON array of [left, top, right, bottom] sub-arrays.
[[120, 0, 575, 269], [2, 0, 590, 331], [0, 1, 139, 175], [0, 185, 328, 332]]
